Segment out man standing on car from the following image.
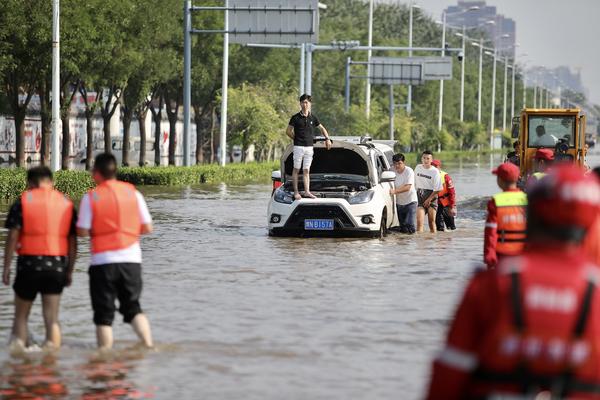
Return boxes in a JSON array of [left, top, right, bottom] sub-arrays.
[[415, 151, 443, 233], [286, 94, 331, 200], [390, 154, 417, 234]]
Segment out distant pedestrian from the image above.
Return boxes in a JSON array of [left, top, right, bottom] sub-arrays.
[[2, 166, 77, 350], [505, 140, 520, 166], [432, 159, 456, 231], [286, 94, 332, 200], [77, 153, 154, 349], [389, 153, 417, 234], [415, 151, 443, 233]]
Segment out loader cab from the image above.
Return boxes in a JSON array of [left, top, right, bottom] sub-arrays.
[[511, 108, 587, 178]]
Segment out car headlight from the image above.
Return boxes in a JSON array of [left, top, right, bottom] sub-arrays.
[[348, 190, 375, 204], [273, 188, 294, 204]]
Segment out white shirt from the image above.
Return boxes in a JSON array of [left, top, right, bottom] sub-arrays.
[[77, 190, 152, 265], [394, 166, 418, 205], [414, 164, 443, 191], [532, 133, 558, 147]]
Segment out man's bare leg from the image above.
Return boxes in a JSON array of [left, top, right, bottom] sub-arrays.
[[303, 169, 315, 198], [41, 294, 61, 348], [416, 207, 425, 233], [11, 295, 33, 347], [96, 325, 114, 349], [292, 168, 301, 200], [427, 208, 437, 233], [131, 313, 153, 348]]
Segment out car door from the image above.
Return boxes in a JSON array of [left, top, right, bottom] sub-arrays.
[[375, 154, 397, 228]]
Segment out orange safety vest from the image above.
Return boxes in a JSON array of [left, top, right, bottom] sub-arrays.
[[494, 191, 527, 256], [90, 180, 141, 254], [18, 188, 73, 256], [438, 170, 451, 207], [469, 260, 600, 398]]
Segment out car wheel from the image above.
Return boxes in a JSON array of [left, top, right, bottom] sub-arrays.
[[378, 210, 388, 239]]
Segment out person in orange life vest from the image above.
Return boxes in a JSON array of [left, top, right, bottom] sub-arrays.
[[426, 165, 600, 400], [583, 166, 600, 266], [484, 162, 526, 269], [431, 159, 456, 231], [2, 166, 77, 349], [76, 153, 154, 349]]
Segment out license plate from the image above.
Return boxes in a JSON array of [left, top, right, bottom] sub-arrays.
[[304, 219, 334, 230]]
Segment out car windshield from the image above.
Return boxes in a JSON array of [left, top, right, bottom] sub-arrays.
[[527, 115, 575, 148]]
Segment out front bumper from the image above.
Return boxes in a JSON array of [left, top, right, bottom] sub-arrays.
[[268, 199, 381, 237]]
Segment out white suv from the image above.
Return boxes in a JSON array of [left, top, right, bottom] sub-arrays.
[[268, 136, 398, 237]]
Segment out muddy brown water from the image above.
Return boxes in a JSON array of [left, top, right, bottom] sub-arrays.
[[1, 152, 598, 399]]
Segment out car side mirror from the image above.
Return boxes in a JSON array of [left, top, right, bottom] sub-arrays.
[[271, 170, 281, 182], [381, 171, 396, 182], [511, 124, 519, 139]]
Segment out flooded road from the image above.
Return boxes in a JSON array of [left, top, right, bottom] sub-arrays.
[[1, 152, 597, 399]]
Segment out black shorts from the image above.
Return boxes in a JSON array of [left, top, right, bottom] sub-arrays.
[[89, 263, 143, 326], [13, 256, 68, 301], [417, 189, 438, 210]]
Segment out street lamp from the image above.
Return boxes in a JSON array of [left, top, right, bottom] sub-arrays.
[[407, 1, 420, 115], [365, 0, 374, 118]]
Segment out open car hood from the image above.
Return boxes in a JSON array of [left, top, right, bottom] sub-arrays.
[[281, 141, 372, 182]]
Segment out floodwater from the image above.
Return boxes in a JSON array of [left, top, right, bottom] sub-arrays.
[[1, 152, 598, 399]]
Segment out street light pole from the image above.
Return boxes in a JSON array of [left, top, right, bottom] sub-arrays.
[[502, 55, 508, 132], [389, 85, 394, 140], [477, 37, 483, 123], [459, 25, 466, 122], [365, 0, 373, 118], [183, 0, 191, 166], [407, 0, 414, 114], [510, 58, 515, 121], [490, 48, 497, 148], [299, 43, 305, 95], [51, 0, 60, 171], [219, 0, 229, 166], [438, 11, 446, 131]]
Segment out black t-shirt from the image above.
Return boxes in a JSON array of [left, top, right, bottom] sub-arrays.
[[5, 198, 77, 265], [288, 112, 321, 147]]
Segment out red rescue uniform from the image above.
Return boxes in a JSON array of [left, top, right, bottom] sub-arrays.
[[438, 170, 456, 208], [426, 246, 600, 399], [89, 180, 141, 254], [484, 189, 527, 268], [18, 187, 73, 256]]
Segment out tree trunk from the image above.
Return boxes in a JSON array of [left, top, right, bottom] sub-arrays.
[[39, 82, 50, 165], [138, 108, 148, 167], [103, 117, 112, 153], [210, 106, 216, 163], [86, 111, 93, 170], [167, 113, 176, 165], [193, 104, 203, 164], [152, 109, 161, 166], [61, 112, 70, 170], [14, 111, 25, 166], [122, 108, 133, 166]]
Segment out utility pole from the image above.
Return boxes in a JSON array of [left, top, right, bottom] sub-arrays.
[[365, 0, 373, 118], [389, 85, 394, 140], [51, 0, 60, 171], [490, 48, 497, 149], [183, 0, 192, 166], [438, 11, 446, 131], [219, 0, 229, 166], [477, 37, 483, 123], [510, 59, 515, 121], [459, 25, 465, 122], [502, 55, 508, 132], [407, 0, 414, 114]]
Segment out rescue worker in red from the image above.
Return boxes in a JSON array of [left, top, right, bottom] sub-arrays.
[[77, 153, 154, 349], [2, 166, 77, 350], [528, 148, 554, 184], [484, 162, 527, 269], [426, 165, 600, 400], [432, 159, 456, 231]]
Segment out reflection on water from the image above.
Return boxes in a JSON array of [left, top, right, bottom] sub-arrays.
[[0, 152, 598, 399]]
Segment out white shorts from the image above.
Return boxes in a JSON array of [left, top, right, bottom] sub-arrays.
[[293, 146, 314, 170]]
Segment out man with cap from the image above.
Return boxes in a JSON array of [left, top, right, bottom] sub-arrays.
[[528, 148, 554, 184], [484, 162, 527, 269], [426, 165, 600, 399], [432, 159, 456, 231]]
